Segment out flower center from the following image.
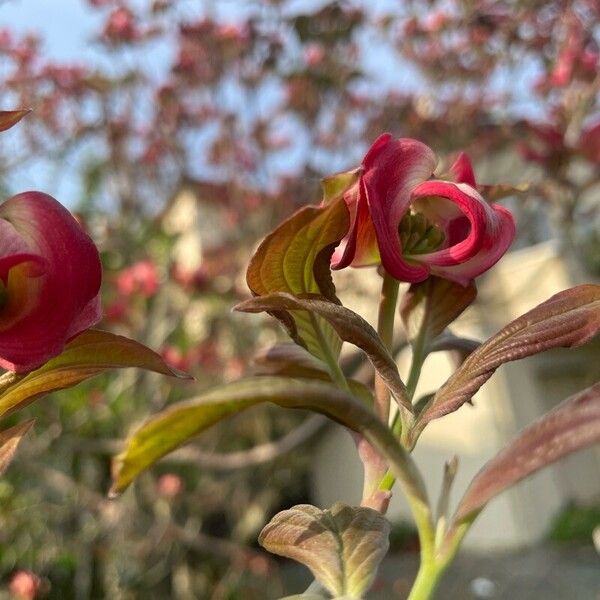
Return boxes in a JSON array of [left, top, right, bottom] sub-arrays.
[[399, 212, 445, 255]]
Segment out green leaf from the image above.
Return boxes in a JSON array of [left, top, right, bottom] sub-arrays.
[[246, 195, 350, 364], [454, 382, 600, 523], [111, 377, 426, 505], [0, 109, 31, 132], [259, 503, 390, 599], [0, 329, 188, 418], [0, 419, 34, 476], [321, 168, 360, 204], [418, 285, 600, 427], [236, 293, 411, 411], [400, 276, 477, 352]]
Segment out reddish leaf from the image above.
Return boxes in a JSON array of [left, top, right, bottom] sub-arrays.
[[245, 192, 350, 364], [0, 109, 31, 132], [236, 292, 411, 411], [418, 285, 600, 426], [0, 329, 188, 418], [252, 344, 330, 380], [400, 277, 477, 351], [454, 382, 600, 522]]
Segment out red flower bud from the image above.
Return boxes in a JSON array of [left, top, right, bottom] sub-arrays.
[[0, 192, 102, 371]]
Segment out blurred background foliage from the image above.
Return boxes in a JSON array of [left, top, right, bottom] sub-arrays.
[[0, 0, 598, 598]]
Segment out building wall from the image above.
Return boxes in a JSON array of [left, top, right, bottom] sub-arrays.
[[312, 242, 600, 550]]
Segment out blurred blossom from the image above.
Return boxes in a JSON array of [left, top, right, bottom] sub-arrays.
[[579, 121, 600, 165], [423, 11, 450, 33], [88, 388, 105, 408], [157, 473, 185, 498], [103, 6, 140, 43], [245, 555, 270, 577], [115, 260, 159, 298], [304, 43, 325, 66], [224, 357, 245, 380], [160, 345, 189, 372], [104, 299, 129, 323], [215, 23, 248, 43], [9, 571, 41, 599]]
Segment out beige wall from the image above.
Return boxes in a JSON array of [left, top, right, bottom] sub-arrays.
[[313, 242, 600, 550]]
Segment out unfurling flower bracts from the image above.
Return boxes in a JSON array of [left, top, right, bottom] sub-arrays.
[[331, 133, 516, 286], [0, 192, 102, 372]]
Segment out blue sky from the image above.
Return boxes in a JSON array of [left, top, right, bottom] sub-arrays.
[[0, 0, 104, 62]]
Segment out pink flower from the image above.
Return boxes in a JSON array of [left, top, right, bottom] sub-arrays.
[[0, 192, 102, 372], [160, 344, 189, 372], [9, 570, 40, 599], [103, 7, 139, 43], [115, 260, 158, 298], [331, 134, 515, 286], [304, 43, 326, 66], [157, 473, 184, 498]]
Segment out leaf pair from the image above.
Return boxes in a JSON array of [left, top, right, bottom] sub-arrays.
[[236, 293, 411, 411], [242, 174, 414, 412], [260, 502, 390, 599]]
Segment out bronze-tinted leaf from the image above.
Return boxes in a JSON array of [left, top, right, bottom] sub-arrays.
[[478, 182, 529, 202], [428, 332, 480, 357], [0, 420, 34, 476], [236, 293, 411, 411], [0, 329, 188, 418], [245, 195, 349, 363], [259, 502, 390, 598], [454, 382, 600, 522], [0, 109, 31, 132], [419, 285, 600, 426], [111, 376, 426, 505], [252, 344, 330, 380], [400, 276, 477, 351]]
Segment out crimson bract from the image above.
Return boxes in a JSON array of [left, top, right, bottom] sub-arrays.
[[331, 133, 516, 286], [0, 192, 102, 372]]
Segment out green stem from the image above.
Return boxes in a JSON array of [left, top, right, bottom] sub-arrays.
[[379, 319, 427, 486], [407, 560, 445, 600], [374, 272, 399, 422], [406, 519, 472, 600]]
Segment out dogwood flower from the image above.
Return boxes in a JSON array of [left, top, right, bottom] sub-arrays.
[[0, 192, 102, 372], [331, 133, 515, 286]]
